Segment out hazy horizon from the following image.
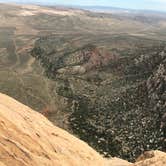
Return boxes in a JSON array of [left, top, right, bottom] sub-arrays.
[[0, 0, 166, 12]]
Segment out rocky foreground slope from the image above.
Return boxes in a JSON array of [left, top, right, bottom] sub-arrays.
[[0, 92, 166, 166], [0, 93, 105, 166]]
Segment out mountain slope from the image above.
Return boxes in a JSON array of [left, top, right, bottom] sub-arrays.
[[32, 35, 166, 161], [0, 3, 166, 163], [0, 93, 105, 166]]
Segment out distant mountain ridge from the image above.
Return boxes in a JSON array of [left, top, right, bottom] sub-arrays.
[[0, 1, 166, 14], [70, 5, 166, 18]]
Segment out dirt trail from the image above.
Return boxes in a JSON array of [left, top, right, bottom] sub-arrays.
[[20, 56, 35, 74]]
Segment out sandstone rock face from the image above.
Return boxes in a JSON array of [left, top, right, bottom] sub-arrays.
[[106, 157, 132, 166], [0, 93, 105, 166], [0, 92, 166, 166], [133, 150, 166, 166]]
